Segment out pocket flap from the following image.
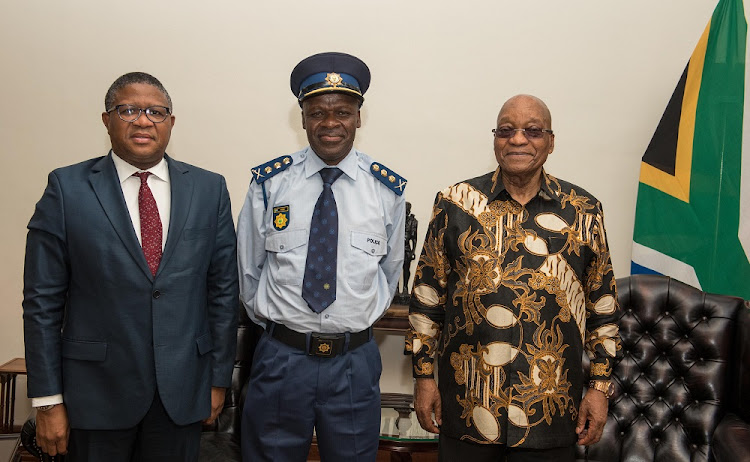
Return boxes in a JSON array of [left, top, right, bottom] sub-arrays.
[[351, 231, 387, 256], [196, 332, 214, 355], [183, 226, 214, 240], [265, 229, 308, 253], [61, 339, 107, 361]]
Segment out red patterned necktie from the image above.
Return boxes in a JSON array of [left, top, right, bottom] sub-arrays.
[[133, 172, 162, 276]]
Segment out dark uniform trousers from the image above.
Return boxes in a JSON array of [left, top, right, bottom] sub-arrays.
[[242, 330, 382, 461]]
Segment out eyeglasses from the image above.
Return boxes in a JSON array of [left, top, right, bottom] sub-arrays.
[[492, 127, 553, 139], [107, 104, 172, 123]]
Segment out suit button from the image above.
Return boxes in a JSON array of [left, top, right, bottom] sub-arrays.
[[153, 290, 161, 299]]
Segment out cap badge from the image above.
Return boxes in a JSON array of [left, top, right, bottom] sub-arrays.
[[325, 73, 343, 87]]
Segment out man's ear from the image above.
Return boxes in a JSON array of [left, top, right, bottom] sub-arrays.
[[301, 111, 306, 130], [102, 112, 110, 130]]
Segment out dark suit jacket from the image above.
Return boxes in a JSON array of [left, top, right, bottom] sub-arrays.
[[22, 153, 239, 429]]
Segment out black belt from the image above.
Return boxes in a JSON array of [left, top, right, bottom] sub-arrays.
[[268, 322, 372, 358]]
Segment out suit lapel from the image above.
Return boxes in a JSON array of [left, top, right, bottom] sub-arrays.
[[89, 153, 153, 280], [158, 155, 193, 276]]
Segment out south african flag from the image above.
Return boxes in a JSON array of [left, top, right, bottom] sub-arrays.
[[631, 0, 750, 299]]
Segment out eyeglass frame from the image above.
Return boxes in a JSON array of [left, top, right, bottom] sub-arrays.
[[492, 127, 554, 139], [106, 104, 173, 123]]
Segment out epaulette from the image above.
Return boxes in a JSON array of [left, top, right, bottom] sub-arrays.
[[251, 155, 293, 184], [370, 162, 407, 196]]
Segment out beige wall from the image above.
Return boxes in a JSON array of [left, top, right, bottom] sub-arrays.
[[0, 0, 716, 423]]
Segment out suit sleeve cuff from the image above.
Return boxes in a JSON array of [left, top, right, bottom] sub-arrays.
[[32, 394, 63, 407]]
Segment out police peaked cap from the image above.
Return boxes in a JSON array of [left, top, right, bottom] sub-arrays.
[[290, 52, 371, 106]]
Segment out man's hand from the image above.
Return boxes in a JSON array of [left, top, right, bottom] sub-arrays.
[[414, 378, 441, 434], [203, 387, 227, 425], [576, 389, 608, 445], [36, 404, 69, 456]]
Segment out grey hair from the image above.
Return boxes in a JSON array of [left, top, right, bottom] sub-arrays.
[[104, 72, 172, 111]]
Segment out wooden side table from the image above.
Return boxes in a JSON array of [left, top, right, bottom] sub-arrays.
[[374, 303, 410, 332], [378, 437, 438, 462], [8, 436, 38, 462], [0, 359, 26, 434], [380, 393, 438, 462]]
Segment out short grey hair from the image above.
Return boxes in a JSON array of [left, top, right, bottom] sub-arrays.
[[104, 72, 172, 111]]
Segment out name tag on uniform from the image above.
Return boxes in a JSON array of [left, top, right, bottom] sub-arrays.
[[351, 231, 387, 256]]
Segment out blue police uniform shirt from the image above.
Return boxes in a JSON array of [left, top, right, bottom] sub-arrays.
[[237, 147, 406, 333]]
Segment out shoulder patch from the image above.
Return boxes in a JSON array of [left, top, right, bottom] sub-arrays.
[[370, 162, 407, 196], [251, 155, 293, 184]]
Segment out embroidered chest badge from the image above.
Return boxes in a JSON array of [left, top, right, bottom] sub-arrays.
[[272, 205, 290, 231]]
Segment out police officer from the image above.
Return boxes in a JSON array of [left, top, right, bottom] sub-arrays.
[[237, 52, 407, 461]]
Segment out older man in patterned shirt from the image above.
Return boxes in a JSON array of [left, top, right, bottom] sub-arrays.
[[406, 94, 621, 462]]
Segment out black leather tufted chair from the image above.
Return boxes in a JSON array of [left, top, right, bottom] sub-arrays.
[[576, 274, 750, 462]]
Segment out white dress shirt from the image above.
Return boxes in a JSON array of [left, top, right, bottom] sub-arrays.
[[32, 151, 171, 408], [111, 151, 171, 249]]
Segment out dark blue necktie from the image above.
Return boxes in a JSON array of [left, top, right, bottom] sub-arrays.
[[302, 168, 344, 313]]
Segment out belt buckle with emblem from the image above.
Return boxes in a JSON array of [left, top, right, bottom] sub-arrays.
[[310, 334, 337, 357], [272, 205, 289, 230]]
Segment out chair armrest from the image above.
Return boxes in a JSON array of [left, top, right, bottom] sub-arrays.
[[20, 417, 41, 459], [198, 432, 241, 462], [712, 413, 750, 462], [19, 417, 67, 461]]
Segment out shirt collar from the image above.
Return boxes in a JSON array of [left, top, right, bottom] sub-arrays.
[[111, 150, 170, 185], [487, 166, 560, 203], [303, 147, 358, 181]]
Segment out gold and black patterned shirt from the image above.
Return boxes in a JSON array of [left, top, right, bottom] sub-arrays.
[[406, 168, 620, 449]]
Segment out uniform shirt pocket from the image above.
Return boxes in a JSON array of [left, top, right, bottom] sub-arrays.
[[346, 230, 387, 289], [265, 229, 308, 285]]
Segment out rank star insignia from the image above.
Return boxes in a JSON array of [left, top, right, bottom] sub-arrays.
[[272, 205, 290, 230], [325, 73, 343, 87]]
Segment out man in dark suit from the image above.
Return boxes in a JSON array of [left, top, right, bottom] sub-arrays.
[[22, 72, 239, 461]]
